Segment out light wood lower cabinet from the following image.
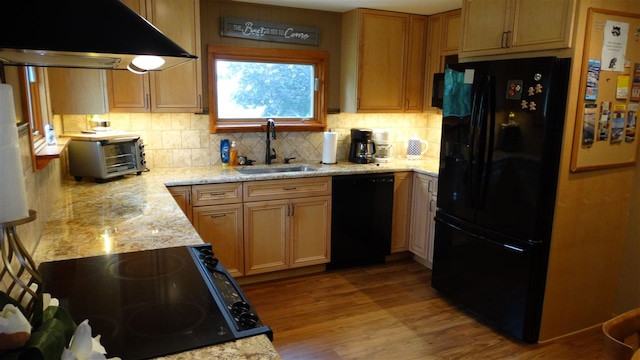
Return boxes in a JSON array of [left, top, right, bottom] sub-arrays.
[[244, 200, 289, 275], [391, 172, 413, 252], [409, 173, 438, 267], [167, 185, 193, 223], [168, 177, 331, 278], [193, 203, 244, 277], [243, 177, 332, 276]]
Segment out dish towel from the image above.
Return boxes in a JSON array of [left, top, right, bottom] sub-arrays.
[[443, 67, 471, 117]]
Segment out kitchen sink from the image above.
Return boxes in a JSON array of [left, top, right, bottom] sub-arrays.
[[235, 164, 317, 175]]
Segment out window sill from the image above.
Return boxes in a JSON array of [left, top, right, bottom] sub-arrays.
[[213, 121, 326, 133], [34, 137, 70, 170]]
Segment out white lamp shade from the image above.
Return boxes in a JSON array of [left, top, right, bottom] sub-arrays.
[[0, 84, 29, 223], [131, 55, 165, 70]]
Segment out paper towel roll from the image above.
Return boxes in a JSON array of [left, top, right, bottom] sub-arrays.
[[321, 131, 338, 164], [0, 84, 29, 223]]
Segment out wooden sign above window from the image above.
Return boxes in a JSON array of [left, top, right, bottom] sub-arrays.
[[221, 17, 319, 46]]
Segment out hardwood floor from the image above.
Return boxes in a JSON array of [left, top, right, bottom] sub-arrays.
[[241, 259, 606, 359]]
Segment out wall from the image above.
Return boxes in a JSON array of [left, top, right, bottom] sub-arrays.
[[4, 65, 63, 261], [538, 0, 640, 341], [200, 0, 343, 112], [59, 112, 442, 169]]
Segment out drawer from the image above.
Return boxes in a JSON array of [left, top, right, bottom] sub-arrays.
[[243, 176, 331, 202], [192, 182, 243, 206]]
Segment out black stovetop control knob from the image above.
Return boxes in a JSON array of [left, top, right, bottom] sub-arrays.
[[201, 252, 219, 270], [231, 300, 250, 315], [237, 312, 259, 329]]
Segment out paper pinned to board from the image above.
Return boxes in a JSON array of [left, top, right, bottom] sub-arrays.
[[443, 67, 471, 117], [601, 20, 629, 72]]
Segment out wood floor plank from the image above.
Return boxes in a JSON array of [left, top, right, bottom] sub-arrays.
[[241, 259, 606, 359]]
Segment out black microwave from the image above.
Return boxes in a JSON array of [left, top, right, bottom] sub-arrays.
[[432, 72, 445, 109], [431, 54, 459, 109]]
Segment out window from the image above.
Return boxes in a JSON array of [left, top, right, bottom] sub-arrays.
[[19, 66, 46, 141], [208, 45, 328, 133]]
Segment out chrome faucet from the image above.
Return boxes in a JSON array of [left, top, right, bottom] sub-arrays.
[[265, 118, 276, 164]]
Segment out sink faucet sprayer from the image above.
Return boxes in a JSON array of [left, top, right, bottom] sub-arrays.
[[265, 118, 276, 164]]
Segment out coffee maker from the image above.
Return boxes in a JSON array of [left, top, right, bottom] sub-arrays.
[[372, 129, 394, 163], [349, 128, 376, 164]]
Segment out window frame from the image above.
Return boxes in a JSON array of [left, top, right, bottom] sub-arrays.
[[208, 45, 328, 133]]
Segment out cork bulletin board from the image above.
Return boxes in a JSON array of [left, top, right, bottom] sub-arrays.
[[570, 8, 640, 172]]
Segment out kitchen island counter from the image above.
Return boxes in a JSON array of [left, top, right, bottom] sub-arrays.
[[33, 158, 438, 359]]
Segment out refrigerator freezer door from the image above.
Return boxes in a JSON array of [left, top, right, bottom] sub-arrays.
[[431, 213, 544, 343]]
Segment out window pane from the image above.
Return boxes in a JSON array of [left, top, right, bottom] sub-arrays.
[[216, 60, 314, 119]]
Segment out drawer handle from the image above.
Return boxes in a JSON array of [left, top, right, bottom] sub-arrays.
[[283, 187, 297, 190], [211, 214, 226, 218], [208, 192, 225, 197]]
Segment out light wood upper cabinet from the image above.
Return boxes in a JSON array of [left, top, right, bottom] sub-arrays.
[[441, 10, 461, 54], [460, 0, 575, 58], [341, 9, 427, 113], [47, 68, 109, 115], [424, 9, 461, 109], [107, 0, 202, 113]]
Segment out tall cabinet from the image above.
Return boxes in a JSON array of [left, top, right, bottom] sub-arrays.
[[107, 0, 202, 113], [341, 9, 427, 113], [409, 173, 438, 267]]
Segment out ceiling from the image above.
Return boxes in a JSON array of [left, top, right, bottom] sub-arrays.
[[231, 0, 462, 15]]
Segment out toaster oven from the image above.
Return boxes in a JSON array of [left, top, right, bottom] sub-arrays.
[[68, 135, 146, 182]]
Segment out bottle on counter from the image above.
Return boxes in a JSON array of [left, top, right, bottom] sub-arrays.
[[229, 140, 238, 166], [220, 139, 230, 166]]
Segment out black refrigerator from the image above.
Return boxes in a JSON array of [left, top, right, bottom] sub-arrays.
[[431, 57, 571, 343]]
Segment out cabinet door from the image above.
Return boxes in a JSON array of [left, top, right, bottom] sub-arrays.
[[106, 0, 150, 113], [357, 10, 407, 112], [193, 203, 244, 277], [460, 0, 510, 56], [426, 194, 437, 264], [167, 185, 192, 223], [244, 200, 289, 275], [510, 0, 573, 52], [106, 0, 202, 113], [289, 196, 331, 267], [409, 174, 431, 259], [441, 10, 461, 54], [405, 15, 426, 112], [48, 68, 108, 115], [391, 172, 413, 253], [147, 0, 202, 112]]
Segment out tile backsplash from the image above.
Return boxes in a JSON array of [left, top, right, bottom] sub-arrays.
[[58, 112, 442, 168]]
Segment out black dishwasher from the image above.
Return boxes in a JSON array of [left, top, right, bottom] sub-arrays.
[[328, 173, 394, 270]]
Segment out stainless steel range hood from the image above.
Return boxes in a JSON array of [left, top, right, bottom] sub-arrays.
[[0, 0, 197, 71]]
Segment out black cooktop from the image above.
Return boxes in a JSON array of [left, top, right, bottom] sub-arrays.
[[38, 245, 271, 360]]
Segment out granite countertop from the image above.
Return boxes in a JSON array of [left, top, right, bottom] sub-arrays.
[[33, 158, 438, 360]]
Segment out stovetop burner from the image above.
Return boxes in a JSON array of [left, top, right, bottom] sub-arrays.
[[38, 245, 272, 360]]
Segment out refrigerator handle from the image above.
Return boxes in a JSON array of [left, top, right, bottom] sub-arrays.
[[479, 75, 496, 209], [471, 75, 489, 209], [435, 217, 529, 254], [466, 75, 483, 208]]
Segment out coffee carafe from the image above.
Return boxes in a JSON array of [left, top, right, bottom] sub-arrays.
[[372, 129, 394, 163], [349, 128, 376, 164]]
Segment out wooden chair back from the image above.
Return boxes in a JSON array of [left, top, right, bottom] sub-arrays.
[[603, 308, 640, 360]]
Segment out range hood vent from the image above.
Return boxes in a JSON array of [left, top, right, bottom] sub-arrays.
[[0, 0, 197, 71]]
